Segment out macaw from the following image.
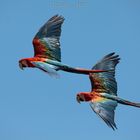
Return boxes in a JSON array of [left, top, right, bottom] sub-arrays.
[[76, 52, 140, 130], [19, 15, 108, 77]]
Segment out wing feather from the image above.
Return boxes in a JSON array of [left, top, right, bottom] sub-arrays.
[[89, 53, 120, 95], [90, 97, 117, 130], [32, 15, 64, 61], [31, 61, 59, 77]]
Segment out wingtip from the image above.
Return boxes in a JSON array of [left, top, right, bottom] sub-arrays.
[[110, 122, 118, 131], [104, 52, 121, 63], [50, 14, 65, 22]]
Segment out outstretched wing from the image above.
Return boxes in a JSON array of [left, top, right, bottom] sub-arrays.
[[90, 97, 117, 130], [89, 52, 120, 95], [89, 52, 120, 130], [32, 15, 64, 62]]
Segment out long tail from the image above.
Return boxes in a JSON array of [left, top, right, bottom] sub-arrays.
[[116, 97, 140, 108], [47, 60, 110, 75], [61, 66, 109, 74], [100, 93, 140, 108]]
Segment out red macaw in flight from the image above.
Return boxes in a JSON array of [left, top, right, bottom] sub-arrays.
[[19, 15, 108, 77], [76, 52, 140, 130]]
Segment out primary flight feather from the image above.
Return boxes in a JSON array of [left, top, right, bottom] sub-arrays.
[[19, 15, 108, 76]]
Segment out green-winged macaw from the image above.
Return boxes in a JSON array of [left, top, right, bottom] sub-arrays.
[[76, 52, 140, 130], [19, 15, 108, 77]]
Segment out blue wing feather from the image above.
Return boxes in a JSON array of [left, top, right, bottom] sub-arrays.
[[89, 52, 120, 95], [90, 98, 117, 130], [35, 15, 64, 38], [89, 53, 120, 130], [31, 61, 59, 77]]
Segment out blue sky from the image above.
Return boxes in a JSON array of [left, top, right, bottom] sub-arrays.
[[1, 0, 140, 139]]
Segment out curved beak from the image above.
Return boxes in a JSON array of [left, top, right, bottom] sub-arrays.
[[76, 96, 81, 104], [19, 63, 24, 70]]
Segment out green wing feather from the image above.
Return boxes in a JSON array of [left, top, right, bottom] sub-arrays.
[[32, 15, 64, 62], [89, 52, 120, 95]]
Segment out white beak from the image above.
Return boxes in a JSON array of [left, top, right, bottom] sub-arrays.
[[19, 63, 24, 70], [76, 96, 81, 104]]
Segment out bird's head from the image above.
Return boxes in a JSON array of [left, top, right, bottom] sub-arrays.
[[19, 59, 28, 70], [76, 92, 93, 103]]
